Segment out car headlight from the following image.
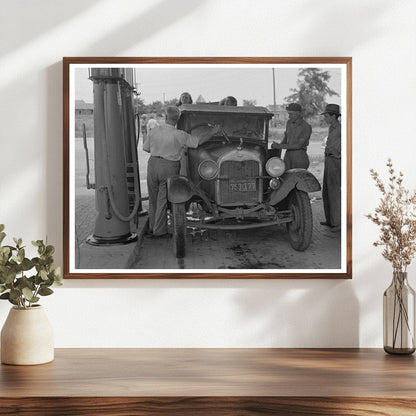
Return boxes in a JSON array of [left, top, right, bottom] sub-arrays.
[[198, 159, 219, 180], [269, 178, 280, 190], [266, 157, 286, 177]]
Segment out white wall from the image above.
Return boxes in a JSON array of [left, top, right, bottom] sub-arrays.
[[1, 0, 415, 348]]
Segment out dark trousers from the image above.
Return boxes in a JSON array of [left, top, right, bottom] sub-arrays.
[[284, 149, 309, 169], [147, 156, 180, 236], [322, 156, 341, 227]]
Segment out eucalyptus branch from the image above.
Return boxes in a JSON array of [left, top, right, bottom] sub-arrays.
[[0, 225, 62, 309]]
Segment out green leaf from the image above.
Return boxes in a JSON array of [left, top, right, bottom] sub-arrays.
[[0, 255, 8, 266], [0, 285, 6, 293], [0, 224, 5, 232], [16, 276, 35, 290], [39, 269, 48, 281], [22, 287, 34, 301], [45, 245, 55, 256], [51, 267, 63, 285], [0, 291, 18, 306], [3, 245, 16, 251], [34, 274, 43, 285], [13, 237, 23, 248], [8, 297, 18, 306], [1, 271, 16, 285], [9, 288, 21, 301], [0, 232, 6, 244], [0, 246, 10, 255], [20, 258, 34, 271], [0, 264, 8, 276], [17, 248, 25, 263], [8, 263, 20, 275], [38, 287, 54, 296], [40, 256, 54, 266]]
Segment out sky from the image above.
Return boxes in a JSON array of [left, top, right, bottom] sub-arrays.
[[74, 65, 342, 107]]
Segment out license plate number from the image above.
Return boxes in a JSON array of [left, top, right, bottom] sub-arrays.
[[229, 180, 256, 192]]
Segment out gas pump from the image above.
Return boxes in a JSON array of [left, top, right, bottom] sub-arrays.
[[120, 74, 147, 220], [86, 68, 142, 245]]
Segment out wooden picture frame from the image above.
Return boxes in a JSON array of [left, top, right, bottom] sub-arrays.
[[63, 57, 352, 279]]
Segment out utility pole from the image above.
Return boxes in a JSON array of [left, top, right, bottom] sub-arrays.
[[272, 68, 277, 126]]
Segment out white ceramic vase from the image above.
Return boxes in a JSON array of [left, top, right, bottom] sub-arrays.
[[1, 305, 54, 365]]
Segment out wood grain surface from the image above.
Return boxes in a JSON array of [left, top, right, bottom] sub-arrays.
[[1, 348, 414, 415]]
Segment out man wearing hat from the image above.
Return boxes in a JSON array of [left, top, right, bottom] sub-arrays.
[[321, 103, 341, 233], [271, 103, 312, 169]]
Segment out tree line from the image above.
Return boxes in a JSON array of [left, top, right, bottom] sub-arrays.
[[134, 68, 338, 120]]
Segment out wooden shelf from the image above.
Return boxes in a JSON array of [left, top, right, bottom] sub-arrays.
[[1, 348, 415, 415]]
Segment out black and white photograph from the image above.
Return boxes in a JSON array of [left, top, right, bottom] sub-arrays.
[[64, 58, 352, 278]]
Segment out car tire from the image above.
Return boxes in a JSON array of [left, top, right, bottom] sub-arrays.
[[286, 189, 313, 251], [172, 202, 186, 258]]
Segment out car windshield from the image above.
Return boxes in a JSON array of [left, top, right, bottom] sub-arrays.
[[185, 113, 267, 141]]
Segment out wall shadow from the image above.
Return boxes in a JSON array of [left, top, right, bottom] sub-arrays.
[[0, 0, 101, 56], [232, 279, 360, 347], [78, 0, 206, 55], [46, 61, 64, 262], [288, 0, 393, 51]]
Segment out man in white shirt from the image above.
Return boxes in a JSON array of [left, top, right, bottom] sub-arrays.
[[143, 106, 220, 237]]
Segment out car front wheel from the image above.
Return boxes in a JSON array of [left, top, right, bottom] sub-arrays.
[[286, 189, 313, 251], [172, 202, 186, 258]]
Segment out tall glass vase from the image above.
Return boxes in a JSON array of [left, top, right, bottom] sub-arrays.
[[383, 271, 415, 355]]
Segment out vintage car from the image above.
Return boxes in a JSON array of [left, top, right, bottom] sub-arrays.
[[167, 104, 321, 259]]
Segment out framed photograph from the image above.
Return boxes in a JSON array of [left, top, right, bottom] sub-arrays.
[[63, 57, 352, 279]]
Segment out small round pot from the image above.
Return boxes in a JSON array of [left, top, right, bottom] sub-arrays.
[[1, 305, 54, 365]]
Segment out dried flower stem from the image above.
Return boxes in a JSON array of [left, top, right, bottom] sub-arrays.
[[366, 159, 416, 272]]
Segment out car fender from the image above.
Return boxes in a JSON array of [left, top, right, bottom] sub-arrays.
[[167, 175, 194, 204], [269, 169, 321, 205], [167, 175, 214, 212]]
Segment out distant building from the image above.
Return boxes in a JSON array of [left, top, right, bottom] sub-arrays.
[[75, 100, 94, 138], [195, 94, 206, 103], [75, 100, 93, 115], [267, 104, 288, 122]]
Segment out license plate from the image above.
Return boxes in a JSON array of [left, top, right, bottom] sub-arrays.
[[229, 180, 256, 192]]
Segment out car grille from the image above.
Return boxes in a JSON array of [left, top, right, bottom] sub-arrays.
[[218, 160, 262, 205]]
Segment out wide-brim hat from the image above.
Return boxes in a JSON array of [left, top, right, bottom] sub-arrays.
[[321, 104, 340, 116], [286, 103, 302, 112]]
